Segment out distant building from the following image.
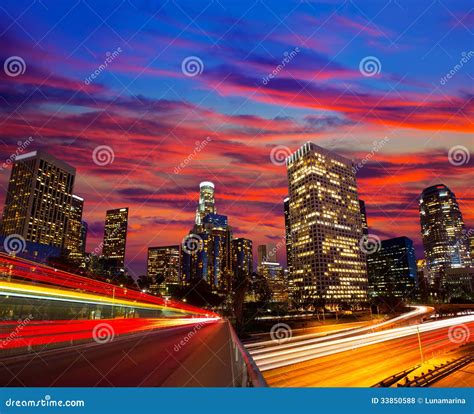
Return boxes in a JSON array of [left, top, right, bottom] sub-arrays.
[[359, 199, 369, 236], [258, 261, 287, 303], [65, 195, 85, 263], [147, 245, 182, 295], [103, 208, 129, 268], [231, 238, 253, 282], [257, 243, 277, 265], [1, 150, 75, 250], [419, 184, 471, 290], [416, 259, 430, 301], [284, 196, 293, 271], [80, 221, 88, 259], [367, 237, 417, 299], [286, 142, 367, 307], [195, 181, 216, 226]]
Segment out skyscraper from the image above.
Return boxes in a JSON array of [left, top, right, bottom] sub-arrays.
[[367, 236, 417, 299], [1, 150, 75, 249], [359, 199, 369, 236], [65, 195, 85, 262], [147, 245, 182, 295], [103, 208, 129, 268], [195, 181, 216, 226], [286, 142, 367, 306], [231, 238, 253, 282], [419, 184, 471, 289], [257, 245, 267, 266], [284, 196, 293, 271]]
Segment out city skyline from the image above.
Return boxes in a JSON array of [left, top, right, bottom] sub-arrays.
[[0, 1, 472, 277]]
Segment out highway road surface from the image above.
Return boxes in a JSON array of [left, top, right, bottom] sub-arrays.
[[254, 316, 473, 387], [0, 320, 238, 387]]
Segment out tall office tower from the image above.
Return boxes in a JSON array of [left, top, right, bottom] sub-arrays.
[[231, 238, 253, 281], [195, 181, 216, 226], [80, 221, 88, 257], [183, 213, 232, 292], [202, 213, 232, 291], [1, 150, 75, 249], [65, 195, 84, 262], [257, 245, 267, 265], [359, 199, 369, 236], [284, 197, 293, 271], [103, 208, 129, 268], [470, 236, 474, 260], [147, 245, 181, 295], [367, 237, 417, 299], [286, 142, 367, 306], [419, 184, 471, 289]]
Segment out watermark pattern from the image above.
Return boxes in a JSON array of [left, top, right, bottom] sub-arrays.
[[270, 323, 292, 344], [174, 137, 212, 174], [92, 322, 115, 344], [4, 56, 26, 77], [448, 324, 470, 344], [448, 145, 470, 166], [262, 47, 300, 85], [182, 234, 203, 255], [3, 234, 26, 255], [359, 56, 381, 77], [359, 234, 381, 255], [440, 51, 474, 85], [0, 315, 33, 349], [0, 137, 34, 172], [173, 320, 210, 352], [270, 145, 292, 166], [181, 56, 204, 77], [84, 47, 122, 85], [92, 145, 115, 166], [352, 137, 390, 174]]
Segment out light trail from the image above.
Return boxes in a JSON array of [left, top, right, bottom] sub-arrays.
[[252, 315, 473, 371], [246, 305, 432, 352], [0, 317, 220, 350], [0, 253, 219, 318]]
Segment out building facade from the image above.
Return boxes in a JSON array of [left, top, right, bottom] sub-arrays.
[[65, 195, 85, 262], [102, 207, 129, 268], [359, 199, 369, 236], [195, 181, 216, 226], [284, 196, 293, 271], [419, 184, 471, 290], [286, 142, 367, 307], [231, 238, 253, 283], [367, 236, 417, 299], [1, 150, 75, 249], [147, 245, 182, 295]]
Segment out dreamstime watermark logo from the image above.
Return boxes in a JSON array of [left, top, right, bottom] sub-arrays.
[[173, 320, 211, 352], [174, 137, 212, 174], [92, 322, 115, 344], [3, 234, 26, 255], [270, 323, 292, 344], [440, 51, 474, 85], [0, 137, 34, 172], [182, 234, 203, 255], [84, 47, 122, 85], [4, 56, 26, 77], [359, 234, 381, 255], [262, 47, 300, 85], [359, 56, 381, 77], [92, 145, 115, 166], [448, 324, 470, 344], [5, 395, 85, 408], [181, 56, 204, 77], [0, 315, 33, 349], [270, 145, 292, 166], [448, 145, 470, 166], [352, 137, 390, 174]]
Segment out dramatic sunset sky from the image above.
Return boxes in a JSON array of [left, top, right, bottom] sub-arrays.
[[0, 0, 472, 276]]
